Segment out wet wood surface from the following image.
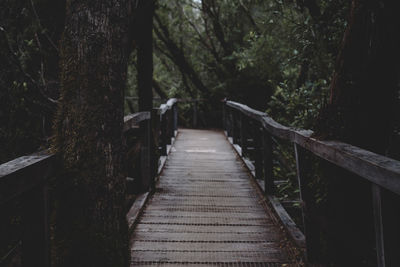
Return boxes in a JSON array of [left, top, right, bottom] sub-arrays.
[[130, 129, 297, 266]]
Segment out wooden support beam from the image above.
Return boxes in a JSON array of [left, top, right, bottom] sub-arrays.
[[372, 184, 385, 267], [262, 129, 274, 195]]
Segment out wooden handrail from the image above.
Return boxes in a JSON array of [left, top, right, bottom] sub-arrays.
[[0, 110, 155, 267], [226, 100, 400, 195], [224, 99, 400, 266]]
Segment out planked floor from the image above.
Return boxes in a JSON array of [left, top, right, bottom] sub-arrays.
[[130, 129, 297, 266]]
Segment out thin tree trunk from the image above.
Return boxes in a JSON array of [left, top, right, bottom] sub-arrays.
[[137, 0, 154, 111], [52, 0, 132, 266]]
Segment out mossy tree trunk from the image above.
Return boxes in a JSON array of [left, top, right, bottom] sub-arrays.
[[52, 0, 133, 266], [313, 1, 400, 266]]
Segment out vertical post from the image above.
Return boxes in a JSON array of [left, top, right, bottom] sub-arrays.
[[193, 100, 198, 128], [140, 119, 152, 191], [231, 110, 236, 143], [262, 129, 274, 194], [372, 184, 386, 267], [239, 113, 247, 156], [173, 104, 178, 135], [160, 112, 167, 156], [222, 101, 226, 132], [22, 185, 50, 267], [294, 143, 309, 261], [254, 123, 263, 180], [166, 109, 172, 145]]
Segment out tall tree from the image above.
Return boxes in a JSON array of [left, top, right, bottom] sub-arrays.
[[314, 1, 400, 265], [137, 0, 155, 111], [52, 0, 133, 266]]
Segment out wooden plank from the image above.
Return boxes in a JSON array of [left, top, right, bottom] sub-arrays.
[[123, 111, 150, 132], [130, 129, 297, 266], [131, 241, 282, 252], [372, 184, 385, 267], [0, 151, 55, 204], [132, 250, 290, 263], [126, 192, 150, 232]]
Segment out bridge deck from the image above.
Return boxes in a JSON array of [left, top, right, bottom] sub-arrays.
[[130, 129, 297, 266]]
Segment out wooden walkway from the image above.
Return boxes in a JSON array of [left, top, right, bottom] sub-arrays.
[[130, 129, 297, 266]]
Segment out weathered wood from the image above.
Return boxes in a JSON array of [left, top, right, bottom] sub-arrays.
[[253, 123, 263, 180], [0, 151, 54, 204], [192, 99, 198, 128], [262, 129, 274, 195], [140, 119, 152, 191], [226, 100, 400, 196], [130, 129, 297, 266], [160, 113, 168, 156], [123, 112, 151, 132], [372, 184, 385, 267]]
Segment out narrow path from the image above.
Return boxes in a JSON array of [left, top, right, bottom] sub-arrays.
[[130, 129, 297, 266]]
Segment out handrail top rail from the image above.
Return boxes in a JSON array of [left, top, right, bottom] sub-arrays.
[[0, 111, 152, 205], [225, 100, 400, 195], [123, 111, 151, 131], [158, 98, 178, 115], [0, 151, 55, 204]]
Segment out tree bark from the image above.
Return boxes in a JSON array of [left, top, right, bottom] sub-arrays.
[[137, 0, 154, 112], [313, 1, 400, 265], [52, 0, 132, 266]]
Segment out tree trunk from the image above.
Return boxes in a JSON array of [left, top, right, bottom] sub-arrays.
[[313, 1, 400, 266], [52, 0, 132, 266], [137, 0, 154, 112]]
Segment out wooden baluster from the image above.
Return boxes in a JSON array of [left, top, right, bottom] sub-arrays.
[[294, 143, 311, 261], [222, 102, 226, 132], [166, 109, 172, 145], [173, 104, 178, 135], [254, 123, 263, 181], [240, 113, 247, 157], [193, 100, 198, 128], [140, 119, 152, 191], [22, 185, 50, 267], [372, 184, 385, 267], [160, 112, 167, 156], [231, 110, 237, 144], [262, 129, 274, 194], [227, 107, 232, 137]]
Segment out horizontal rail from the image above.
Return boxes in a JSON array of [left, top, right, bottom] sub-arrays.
[[158, 98, 178, 115], [0, 151, 55, 205], [226, 100, 400, 195], [123, 111, 151, 131]]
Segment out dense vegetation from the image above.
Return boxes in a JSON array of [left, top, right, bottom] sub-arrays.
[[1, 0, 400, 266]]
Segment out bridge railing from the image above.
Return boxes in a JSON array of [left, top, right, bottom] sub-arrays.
[[223, 100, 400, 266], [0, 99, 179, 267]]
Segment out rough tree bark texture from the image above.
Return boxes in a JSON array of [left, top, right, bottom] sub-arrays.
[[313, 1, 400, 266], [52, 0, 132, 266], [137, 0, 154, 112]]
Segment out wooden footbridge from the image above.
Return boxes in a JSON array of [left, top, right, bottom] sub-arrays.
[[1, 98, 400, 266]]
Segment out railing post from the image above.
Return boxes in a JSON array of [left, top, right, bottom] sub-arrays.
[[262, 129, 274, 194], [239, 113, 247, 156], [22, 184, 50, 267], [372, 184, 385, 267], [173, 104, 178, 135], [140, 119, 152, 191], [222, 101, 226, 131], [254, 123, 263, 180], [193, 100, 198, 128], [160, 112, 167, 156], [233, 110, 240, 144], [294, 143, 310, 261]]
